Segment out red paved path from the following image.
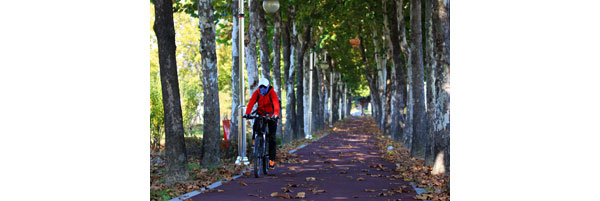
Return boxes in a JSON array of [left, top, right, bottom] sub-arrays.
[[190, 117, 419, 201]]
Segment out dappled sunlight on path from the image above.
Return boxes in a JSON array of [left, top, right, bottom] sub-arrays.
[[190, 117, 419, 201]]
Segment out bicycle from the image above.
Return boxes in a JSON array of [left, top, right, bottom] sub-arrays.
[[243, 111, 277, 178]]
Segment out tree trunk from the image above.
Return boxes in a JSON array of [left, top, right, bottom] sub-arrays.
[[424, 0, 437, 167], [316, 55, 325, 130], [198, 0, 221, 166], [320, 62, 329, 128], [282, 11, 295, 144], [431, 0, 450, 175], [409, 0, 428, 160], [388, 0, 404, 142], [295, 24, 309, 139], [371, 30, 383, 129], [393, 0, 413, 150], [367, 72, 381, 124], [230, 0, 240, 151], [382, 0, 394, 137], [311, 53, 320, 133], [153, 0, 189, 184], [294, 26, 309, 139], [346, 89, 352, 117], [331, 70, 339, 124], [326, 56, 333, 126], [384, 63, 393, 136], [272, 10, 283, 139], [246, 0, 259, 93], [258, 5, 271, 81], [303, 50, 310, 135]]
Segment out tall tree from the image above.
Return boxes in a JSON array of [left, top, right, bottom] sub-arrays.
[[311, 52, 320, 133], [153, 0, 189, 184], [331, 63, 339, 123], [431, 0, 450, 175], [282, 11, 296, 144], [230, 0, 240, 151], [388, 0, 405, 142], [295, 23, 308, 139], [198, 0, 221, 166], [393, 0, 413, 151], [409, 0, 428, 159], [424, 0, 437, 166], [258, 2, 271, 81], [246, 0, 260, 93], [382, 0, 394, 133], [317, 62, 325, 130], [272, 10, 283, 139]]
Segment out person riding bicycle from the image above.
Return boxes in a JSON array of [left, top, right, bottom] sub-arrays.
[[243, 78, 280, 169]]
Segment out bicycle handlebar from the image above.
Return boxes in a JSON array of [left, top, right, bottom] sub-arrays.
[[243, 113, 278, 121]]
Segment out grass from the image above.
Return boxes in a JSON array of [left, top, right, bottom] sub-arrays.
[[151, 189, 172, 201]]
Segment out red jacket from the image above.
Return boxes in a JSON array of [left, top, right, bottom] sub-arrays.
[[245, 87, 280, 117]]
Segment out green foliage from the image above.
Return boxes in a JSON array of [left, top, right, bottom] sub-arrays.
[[151, 2, 236, 142], [150, 188, 172, 201], [217, 44, 233, 119]]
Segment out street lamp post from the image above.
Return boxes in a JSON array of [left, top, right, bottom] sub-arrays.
[[329, 67, 334, 127], [235, 0, 247, 165], [306, 52, 313, 139], [236, 0, 280, 166], [337, 74, 342, 121]]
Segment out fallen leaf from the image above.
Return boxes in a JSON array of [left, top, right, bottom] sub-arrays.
[[297, 192, 306, 198], [239, 181, 248, 186], [414, 193, 433, 200], [278, 193, 291, 199], [248, 193, 259, 197], [364, 189, 375, 192], [305, 177, 316, 182], [339, 170, 348, 174], [217, 189, 224, 192], [357, 177, 365, 181], [270, 192, 279, 197], [312, 189, 326, 194], [285, 183, 298, 187]]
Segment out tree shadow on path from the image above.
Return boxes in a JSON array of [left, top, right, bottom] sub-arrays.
[[190, 116, 420, 201]]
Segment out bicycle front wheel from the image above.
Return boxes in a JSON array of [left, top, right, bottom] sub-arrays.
[[263, 139, 269, 175], [253, 137, 262, 178]]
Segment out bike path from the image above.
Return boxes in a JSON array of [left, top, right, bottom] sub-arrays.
[[190, 117, 419, 201]]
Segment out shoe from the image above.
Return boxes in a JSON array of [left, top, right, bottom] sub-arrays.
[[269, 160, 275, 169]]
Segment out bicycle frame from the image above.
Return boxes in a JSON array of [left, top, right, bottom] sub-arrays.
[[244, 111, 274, 177]]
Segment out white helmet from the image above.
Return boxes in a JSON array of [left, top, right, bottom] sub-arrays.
[[258, 78, 270, 88]]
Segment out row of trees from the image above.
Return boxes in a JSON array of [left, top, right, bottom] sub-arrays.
[[151, 0, 450, 184]]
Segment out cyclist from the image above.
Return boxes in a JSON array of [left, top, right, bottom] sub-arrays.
[[243, 78, 280, 169]]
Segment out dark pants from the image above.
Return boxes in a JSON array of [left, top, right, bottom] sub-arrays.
[[253, 119, 277, 161]]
